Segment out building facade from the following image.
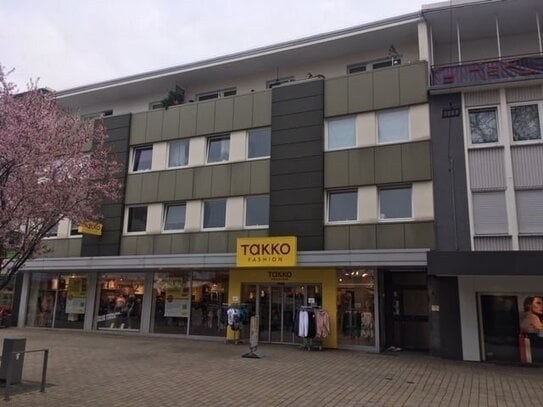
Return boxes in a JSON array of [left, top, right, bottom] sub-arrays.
[[13, 0, 543, 362]]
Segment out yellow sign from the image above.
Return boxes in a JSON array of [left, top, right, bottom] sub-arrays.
[[78, 222, 103, 236], [236, 236, 297, 267]]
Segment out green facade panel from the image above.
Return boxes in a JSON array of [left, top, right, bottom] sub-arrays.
[[120, 236, 138, 255], [324, 77, 348, 117], [349, 148, 374, 185], [230, 162, 251, 195], [405, 222, 435, 249], [193, 166, 213, 198], [324, 226, 350, 250], [227, 231, 248, 252], [196, 101, 215, 135], [400, 62, 428, 106], [252, 91, 272, 127], [374, 144, 402, 184], [190, 233, 209, 253], [174, 169, 195, 200], [162, 107, 181, 140], [179, 104, 198, 138], [136, 236, 154, 254], [140, 172, 160, 202], [350, 224, 377, 249], [125, 174, 143, 204], [402, 141, 432, 182], [211, 165, 231, 197], [153, 235, 173, 254], [214, 98, 234, 133], [208, 232, 229, 252], [157, 171, 177, 202], [250, 160, 270, 194], [233, 94, 254, 130], [324, 151, 349, 188], [146, 110, 164, 143], [348, 73, 373, 113], [373, 68, 400, 110], [170, 234, 191, 253], [130, 112, 147, 145], [376, 223, 405, 249]]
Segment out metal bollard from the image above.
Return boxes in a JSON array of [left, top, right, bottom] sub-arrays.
[[41, 350, 48, 393], [4, 352, 15, 401]]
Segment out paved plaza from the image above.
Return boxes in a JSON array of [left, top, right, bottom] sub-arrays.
[[0, 328, 541, 406]]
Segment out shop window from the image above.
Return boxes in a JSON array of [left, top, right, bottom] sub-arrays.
[[127, 206, 148, 233], [328, 190, 357, 222], [168, 139, 189, 168], [469, 107, 498, 144], [189, 271, 229, 337], [247, 128, 271, 159], [337, 269, 375, 347], [511, 104, 541, 141], [132, 145, 153, 172], [206, 135, 230, 164], [327, 116, 356, 150], [377, 108, 409, 144], [516, 190, 543, 234], [379, 186, 412, 220], [163, 203, 186, 231], [152, 272, 190, 334], [245, 195, 269, 227], [96, 273, 145, 331], [203, 199, 226, 229]]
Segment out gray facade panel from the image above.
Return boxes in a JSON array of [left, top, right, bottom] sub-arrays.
[[190, 233, 209, 253], [270, 156, 323, 175], [324, 77, 349, 117], [208, 232, 229, 253], [153, 235, 173, 255], [140, 172, 159, 202], [373, 68, 400, 110], [349, 148, 375, 185], [130, 112, 147, 145], [211, 165, 232, 197], [271, 188, 323, 206], [230, 162, 251, 196], [146, 110, 164, 143], [193, 166, 213, 198], [272, 80, 323, 102], [402, 141, 432, 182], [399, 63, 428, 106], [157, 171, 177, 202], [324, 226, 350, 250], [214, 98, 234, 133], [174, 169, 195, 201], [272, 95, 324, 117], [270, 203, 323, 221], [375, 144, 402, 184], [271, 142, 322, 159], [272, 126, 323, 145], [196, 101, 215, 135], [233, 94, 254, 130], [252, 91, 272, 128], [170, 234, 191, 254], [350, 225, 377, 250], [376, 223, 405, 249], [405, 222, 436, 249], [162, 107, 181, 140], [270, 171, 323, 190], [249, 160, 270, 194], [179, 104, 198, 138], [272, 110, 324, 131], [348, 73, 374, 114]]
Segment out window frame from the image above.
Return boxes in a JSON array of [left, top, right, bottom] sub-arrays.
[[196, 88, 237, 101], [508, 101, 543, 145], [326, 116, 357, 151], [376, 108, 410, 145], [131, 145, 153, 173], [266, 76, 295, 88], [69, 220, 82, 237], [162, 203, 187, 232], [246, 127, 271, 160], [244, 195, 270, 229], [467, 106, 500, 147], [202, 199, 227, 230], [125, 206, 148, 234], [43, 222, 60, 239], [167, 139, 190, 169], [206, 135, 230, 164], [378, 185, 413, 222], [326, 190, 359, 224]]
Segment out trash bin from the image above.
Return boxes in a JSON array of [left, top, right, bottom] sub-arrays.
[[0, 338, 26, 384]]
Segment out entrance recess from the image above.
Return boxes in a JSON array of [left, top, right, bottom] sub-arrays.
[[241, 284, 322, 344]]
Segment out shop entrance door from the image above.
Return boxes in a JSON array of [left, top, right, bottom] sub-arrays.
[[241, 284, 321, 344]]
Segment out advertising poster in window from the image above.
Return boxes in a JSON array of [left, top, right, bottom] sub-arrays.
[[164, 278, 189, 318], [480, 294, 543, 364], [65, 277, 87, 314]]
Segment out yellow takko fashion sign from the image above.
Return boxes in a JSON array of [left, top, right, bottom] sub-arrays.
[[78, 221, 103, 236], [236, 236, 297, 267]]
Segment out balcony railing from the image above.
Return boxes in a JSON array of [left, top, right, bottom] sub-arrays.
[[431, 53, 543, 88]]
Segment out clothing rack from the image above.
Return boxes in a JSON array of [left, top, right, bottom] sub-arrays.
[[223, 303, 250, 344], [296, 305, 326, 351]]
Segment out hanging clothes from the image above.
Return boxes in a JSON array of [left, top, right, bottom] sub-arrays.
[[227, 307, 241, 331], [307, 309, 317, 339], [315, 310, 331, 339], [298, 309, 308, 337]]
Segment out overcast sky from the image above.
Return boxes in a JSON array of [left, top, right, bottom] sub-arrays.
[[1, 0, 433, 92]]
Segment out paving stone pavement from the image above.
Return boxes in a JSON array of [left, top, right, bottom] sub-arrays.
[[0, 328, 540, 406]]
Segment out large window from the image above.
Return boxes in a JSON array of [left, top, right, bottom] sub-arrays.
[[189, 271, 229, 337], [163, 203, 186, 231], [377, 109, 409, 144], [327, 117, 356, 150], [379, 186, 412, 220], [152, 272, 190, 334], [168, 139, 189, 168], [207, 135, 230, 163], [469, 108, 498, 144], [127, 206, 147, 233], [203, 199, 226, 229], [247, 128, 271, 159], [245, 196, 269, 227], [328, 191, 357, 222], [511, 104, 541, 141], [132, 145, 153, 171]]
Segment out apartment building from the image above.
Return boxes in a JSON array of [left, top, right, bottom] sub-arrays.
[[14, 0, 543, 363]]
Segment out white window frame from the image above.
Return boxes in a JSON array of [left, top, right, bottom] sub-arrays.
[[206, 135, 230, 165], [43, 222, 60, 239], [266, 76, 295, 88], [69, 220, 82, 238], [131, 145, 153, 173], [347, 57, 401, 74], [326, 190, 359, 224], [124, 206, 148, 235], [196, 88, 237, 101], [467, 106, 501, 148], [376, 108, 410, 145], [244, 195, 269, 229], [167, 139, 190, 169], [508, 101, 543, 145], [201, 199, 227, 231], [162, 203, 187, 233], [378, 185, 413, 223], [325, 116, 357, 151], [246, 128, 271, 160], [149, 101, 164, 110]]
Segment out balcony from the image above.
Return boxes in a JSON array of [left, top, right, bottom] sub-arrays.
[[431, 53, 543, 90]]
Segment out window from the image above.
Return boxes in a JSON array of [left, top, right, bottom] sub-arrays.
[[44, 222, 59, 238], [327, 117, 356, 150], [132, 146, 152, 172], [328, 191, 357, 222], [127, 206, 147, 233], [246, 196, 269, 227], [70, 221, 81, 236], [266, 76, 295, 88], [247, 128, 271, 159], [372, 58, 401, 69], [203, 199, 226, 229], [163, 204, 186, 231], [377, 109, 409, 144], [347, 58, 401, 74], [196, 88, 236, 101], [379, 186, 412, 220], [469, 108, 498, 144], [347, 63, 367, 74], [168, 140, 189, 168], [511, 104, 541, 141], [207, 135, 230, 163], [149, 101, 163, 110]]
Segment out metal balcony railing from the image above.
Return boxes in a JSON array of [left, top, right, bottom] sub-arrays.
[[431, 53, 543, 88]]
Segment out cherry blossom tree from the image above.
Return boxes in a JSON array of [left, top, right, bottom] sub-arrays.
[[0, 66, 120, 290]]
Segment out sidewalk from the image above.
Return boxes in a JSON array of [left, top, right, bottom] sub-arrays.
[[0, 328, 540, 406]]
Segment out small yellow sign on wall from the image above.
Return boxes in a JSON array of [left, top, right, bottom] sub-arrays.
[[236, 236, 297, 267], [78, 222, 103, 236]]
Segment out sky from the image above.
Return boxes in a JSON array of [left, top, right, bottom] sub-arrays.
[[1, 0, 433, 92]]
